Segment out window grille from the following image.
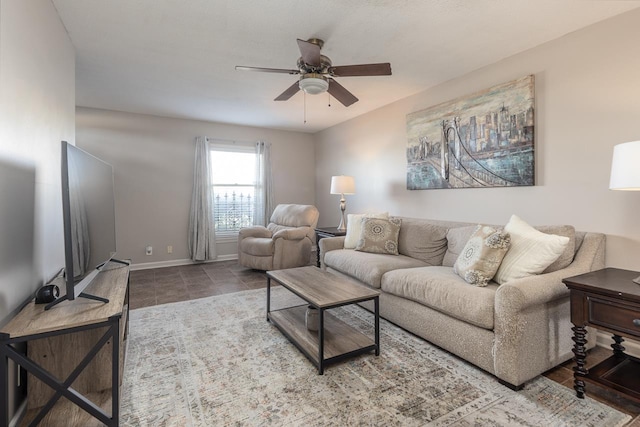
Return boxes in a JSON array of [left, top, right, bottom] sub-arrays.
[[212, 185, 255, 234]]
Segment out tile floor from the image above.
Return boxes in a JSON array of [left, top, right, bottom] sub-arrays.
[[129, 261, 640, 425]]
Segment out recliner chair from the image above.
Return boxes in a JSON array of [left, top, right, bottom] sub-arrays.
[[237, 204, 320, 270]]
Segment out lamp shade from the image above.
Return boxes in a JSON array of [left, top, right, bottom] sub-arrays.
[[610, 140, 640, 190], [330, 175, 355, 195]]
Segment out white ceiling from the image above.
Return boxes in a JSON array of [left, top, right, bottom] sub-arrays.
[[52, 0, 640, 133]]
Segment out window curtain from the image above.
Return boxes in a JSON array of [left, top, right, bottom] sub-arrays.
[[188, 136, 216, 261], [254, 140, 274, 226]]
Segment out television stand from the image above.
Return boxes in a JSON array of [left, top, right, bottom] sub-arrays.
[[0, 261, 130, 426]]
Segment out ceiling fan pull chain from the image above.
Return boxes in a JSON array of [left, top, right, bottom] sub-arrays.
[[304, 92, 307, 124], [328, 92, 331, 107]]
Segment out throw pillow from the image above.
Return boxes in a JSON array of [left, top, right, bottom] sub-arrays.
[[453, 225, 511, 286], [355, 217, 402, 255], [344, 212, 389, 249], [494, 215, 570, 284]]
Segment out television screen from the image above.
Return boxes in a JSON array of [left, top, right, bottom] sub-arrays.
[[60, 141, 116, 304]]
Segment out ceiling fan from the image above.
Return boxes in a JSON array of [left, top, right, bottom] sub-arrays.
[[235, 38, 392, 107]]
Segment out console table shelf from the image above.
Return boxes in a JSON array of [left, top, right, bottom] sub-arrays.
[[0, 262, 130, 427]]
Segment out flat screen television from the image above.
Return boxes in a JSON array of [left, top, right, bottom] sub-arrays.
[[46, 141, 126, 309]]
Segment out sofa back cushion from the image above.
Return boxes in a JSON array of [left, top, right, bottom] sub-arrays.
[[443, 225, 478, 267], [397, 217, 449, 265], [536, 225, 576, 273]]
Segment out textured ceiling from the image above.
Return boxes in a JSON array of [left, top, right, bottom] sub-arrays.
[[52, 0, 640, 133]]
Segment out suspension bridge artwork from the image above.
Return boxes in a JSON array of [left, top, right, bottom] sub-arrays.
[[406, 75, 535, 190]]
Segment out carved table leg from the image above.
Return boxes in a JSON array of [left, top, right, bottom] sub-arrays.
[[572, 325, 588, 398], [612, 334, 626, 357]]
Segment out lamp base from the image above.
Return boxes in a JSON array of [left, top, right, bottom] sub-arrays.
[[337, 195, 347, 232]]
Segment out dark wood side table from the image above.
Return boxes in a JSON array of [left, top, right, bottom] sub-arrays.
[[563, 268, 640, 404], [314, 227, 347, 267]]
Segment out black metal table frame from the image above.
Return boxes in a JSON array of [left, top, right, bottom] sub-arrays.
[[0, 315, 121, 427], [266, 276, 380, 375]]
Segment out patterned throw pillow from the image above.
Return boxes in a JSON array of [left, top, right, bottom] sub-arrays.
[[453, 225, 511, 286], [343, 212, 389, 249], [355, 217, 402, 255]]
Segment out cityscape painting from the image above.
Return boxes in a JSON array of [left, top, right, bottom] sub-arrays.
[[406, 75, 535, 190]]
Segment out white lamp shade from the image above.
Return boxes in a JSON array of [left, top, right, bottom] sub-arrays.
[[330, 175, 355, 195], [610, 140, 640, 190]]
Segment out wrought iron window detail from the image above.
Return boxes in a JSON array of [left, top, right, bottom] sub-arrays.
[[212, 186, 254, 233]]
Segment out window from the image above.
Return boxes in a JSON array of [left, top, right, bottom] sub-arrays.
[[209, 143, 256, 236]]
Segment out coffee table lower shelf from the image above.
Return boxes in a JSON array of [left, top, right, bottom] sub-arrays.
[[268, 305, 376, 374]]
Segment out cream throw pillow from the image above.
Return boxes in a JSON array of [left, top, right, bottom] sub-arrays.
[[344, 212, 389, 249], [453, 225, 511, 287], [494, 215, 570, 284]]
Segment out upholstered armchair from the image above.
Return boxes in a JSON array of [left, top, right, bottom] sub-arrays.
[[238, 204, 320, 270]]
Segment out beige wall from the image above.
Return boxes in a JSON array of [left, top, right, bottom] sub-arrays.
[[315, 9, 640, 270], [0, 0, 75, 319], [0, 0, 75, 420], [76, 108, 316, 266]]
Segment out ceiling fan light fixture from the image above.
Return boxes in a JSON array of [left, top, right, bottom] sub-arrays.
[[299, 74, 329, 95]]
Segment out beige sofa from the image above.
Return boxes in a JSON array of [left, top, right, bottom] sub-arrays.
[[319, 217, 605, 389]]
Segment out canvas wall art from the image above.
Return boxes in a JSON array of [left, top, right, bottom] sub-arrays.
[[406, 75, 534, 190]]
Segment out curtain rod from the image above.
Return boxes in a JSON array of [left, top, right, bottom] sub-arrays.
[[206, 137, 259, 145]]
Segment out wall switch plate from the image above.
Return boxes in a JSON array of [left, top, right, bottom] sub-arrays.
[[167, 245, 173, 254], [145, 246, 152, 255]]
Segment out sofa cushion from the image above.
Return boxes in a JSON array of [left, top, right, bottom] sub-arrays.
[[324, 249, 427, 288], [494, 215, 570, 284], [443, 225, 478, 267], [355, 217, 401, 255], [397, 218, 449, 265], [453, 225, 511, 286], [382, 266, 497, 330], [344, 212, 389, 249]]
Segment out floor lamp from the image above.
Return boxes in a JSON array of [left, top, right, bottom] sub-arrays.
[[609, 140, 640, 284], [330, 175, 355, 232]]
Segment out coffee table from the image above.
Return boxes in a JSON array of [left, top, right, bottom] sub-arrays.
[[266, 266, 380, 374]]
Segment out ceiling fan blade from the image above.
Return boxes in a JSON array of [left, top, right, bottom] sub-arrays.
[[274, 81, 300, 101], [327, 79, 358, 107], [329, 63, 392, 77], [235, 66, 300, 75], [297, 39, 321, 67]]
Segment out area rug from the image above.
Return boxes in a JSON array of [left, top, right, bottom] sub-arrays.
[[120, 288, 630, 426]]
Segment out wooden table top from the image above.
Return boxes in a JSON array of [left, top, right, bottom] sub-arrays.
[[0, 263, 129, 339], [563, 267, 640, 303], [267, 266, 379, 309]]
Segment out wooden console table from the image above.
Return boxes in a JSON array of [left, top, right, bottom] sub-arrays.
[[314, 227, 346, 267], [563, 268, 640, 404], [0, 262, 130, 426]]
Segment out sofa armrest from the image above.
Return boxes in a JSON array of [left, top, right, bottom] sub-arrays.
[[319, 236, 345, 253], [492, 232, 605, 387], [318, 236, 346, 269], [273, 227, 309, 241], [238, 226, 271, 240]]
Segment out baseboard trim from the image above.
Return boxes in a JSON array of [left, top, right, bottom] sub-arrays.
[[596, 331, 640, 358], [130, 255, 238, 271]]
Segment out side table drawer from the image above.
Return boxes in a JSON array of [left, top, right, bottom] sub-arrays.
[[588, 296, 640, 338]]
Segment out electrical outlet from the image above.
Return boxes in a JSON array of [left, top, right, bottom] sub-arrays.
[[167, 245, 173, 254], [145, 246, 152, 255]]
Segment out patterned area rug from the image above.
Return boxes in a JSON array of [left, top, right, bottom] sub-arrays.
[[120, 288, 630, 426]]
